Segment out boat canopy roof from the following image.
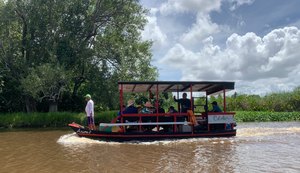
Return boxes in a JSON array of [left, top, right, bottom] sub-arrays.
[[118, 81, 235, 95]]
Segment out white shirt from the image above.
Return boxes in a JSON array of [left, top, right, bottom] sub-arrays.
[[85, 99, 94, 117]]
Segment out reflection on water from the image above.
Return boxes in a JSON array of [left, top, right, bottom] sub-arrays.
[[1, 122, 300, 173]]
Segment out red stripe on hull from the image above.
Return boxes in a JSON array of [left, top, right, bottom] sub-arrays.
[[77, 131, 236, 139]]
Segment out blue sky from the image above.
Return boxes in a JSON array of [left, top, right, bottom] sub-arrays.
[[139, 0, 300, 95]]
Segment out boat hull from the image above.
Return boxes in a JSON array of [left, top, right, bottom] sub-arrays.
[[69, 123, 236, 142]]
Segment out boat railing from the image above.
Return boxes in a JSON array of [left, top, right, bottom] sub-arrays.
[[117, 112, 191, 132], [121, 113, 189, 122], [105, 112, 236, 133]]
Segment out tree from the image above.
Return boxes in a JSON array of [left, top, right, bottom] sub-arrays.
[[0, 0, 157, 112], [21, 64, 70, 112]]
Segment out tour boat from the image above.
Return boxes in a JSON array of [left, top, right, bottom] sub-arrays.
[[69, 81, 237, 141]]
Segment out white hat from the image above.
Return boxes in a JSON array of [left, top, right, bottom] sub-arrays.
[[127, 99, 134, 106]]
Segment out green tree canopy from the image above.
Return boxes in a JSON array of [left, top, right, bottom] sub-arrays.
[[0, 0, 157, 112]]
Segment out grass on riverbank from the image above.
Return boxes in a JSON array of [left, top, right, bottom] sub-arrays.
[[0, 111, 118, 128], [235, 111, 300, 122], [0, 111, 299, 128]]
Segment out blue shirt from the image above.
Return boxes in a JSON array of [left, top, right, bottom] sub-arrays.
[[123, 105, 138, 114], [212, 105, 222, 112]]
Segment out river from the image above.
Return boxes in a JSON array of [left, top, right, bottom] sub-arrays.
[[0, 122, 300, 173]]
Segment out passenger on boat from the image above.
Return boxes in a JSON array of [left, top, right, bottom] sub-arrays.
[[155, 102, 168, 131], [154, 101, 165, 114], [210, 101, 222, 112], [141, 101, 155, 131], [85, 94, 95, 130], [173, 93, 191, 113], [168, 106, 178, 113], [123, 100, 139, 122], [141, 101, 154, 114], [160, 106, 177, 132], [165, 106, 178, 121], [137, 105, 143, 113]]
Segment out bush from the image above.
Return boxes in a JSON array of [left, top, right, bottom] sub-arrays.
[[226, 87, 300, 112], [235, 111, 300, 122]]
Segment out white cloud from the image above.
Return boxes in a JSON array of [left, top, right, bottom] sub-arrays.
[[180, 13, 220, 46], [160, 26, 300, 94], [229, 0, 255, 11], [160, 0, 222, 15], [139, 0, 300, 95], [141, 8, 167, 49]]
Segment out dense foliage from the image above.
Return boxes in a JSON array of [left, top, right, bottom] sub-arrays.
[[0, 0, 157, 113], [206, 87, 300, 112]]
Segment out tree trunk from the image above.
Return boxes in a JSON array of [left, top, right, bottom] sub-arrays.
[[72, 82, 80, 98], [49, 101, 58, 112], [25, 96, 36, 112], [72, 76, 85, 98]]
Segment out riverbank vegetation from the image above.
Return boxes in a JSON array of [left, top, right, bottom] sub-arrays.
[[234, 111, 300, 122], [0, 111, 299, 129], [208, 87, 300, 112], [0, 111, 118, 128]]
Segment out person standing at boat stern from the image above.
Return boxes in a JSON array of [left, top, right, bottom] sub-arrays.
[[85, 94, 95, 130], [174, 93, 191, 113]]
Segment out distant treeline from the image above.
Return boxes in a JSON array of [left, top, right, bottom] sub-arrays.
[[210, 87, 300, 112]]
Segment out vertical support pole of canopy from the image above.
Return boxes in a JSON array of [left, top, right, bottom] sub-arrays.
[[223, 88, 227, 130], [174, 85, 179, 132], [206, 91, 210, 132], [177, 85, 180, 112], [156, 84, 159, 131], [190, 84, 193, 111], [120, 84, 123, 122], [190, 84, 194, 134], [205, 92, 208, 111], [223, 88, 226, 112], [120, 84, 125, 133]]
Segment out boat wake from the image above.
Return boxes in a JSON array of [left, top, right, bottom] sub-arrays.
[[56, 133, 222, 146], [127, 138, 213, 145], [57, 133, 120, 146], [57, 126, 300, 146], [57, 133, 96, 145], [237, 127, 300, 137]]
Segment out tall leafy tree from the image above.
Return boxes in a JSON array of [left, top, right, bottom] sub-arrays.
[[21, 64, 70, 112], [0, 0, 157, 112]]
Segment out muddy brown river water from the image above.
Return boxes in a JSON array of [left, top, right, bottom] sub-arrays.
[[0, 122, 300, 173]]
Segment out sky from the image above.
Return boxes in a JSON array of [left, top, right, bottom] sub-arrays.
[[139, 0, 300, 95]]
